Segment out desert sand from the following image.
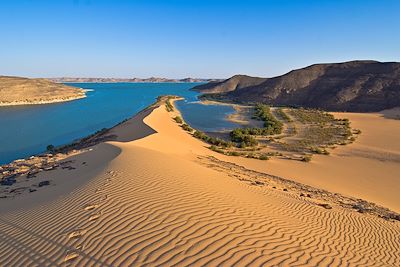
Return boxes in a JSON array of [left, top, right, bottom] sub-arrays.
[[0, 100, 399, 266]]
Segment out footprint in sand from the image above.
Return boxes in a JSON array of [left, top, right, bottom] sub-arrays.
[[64, 244, 84, 264], [88, 212, 101, 222], [68, 229, 87, 239], [83, 204, 98, 211], [64, 250, 80, 263]]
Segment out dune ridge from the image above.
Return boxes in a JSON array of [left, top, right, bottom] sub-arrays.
[[0, 100, 399, 266]]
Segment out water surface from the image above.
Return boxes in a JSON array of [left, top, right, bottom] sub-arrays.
[[0, 83, 238, 164]]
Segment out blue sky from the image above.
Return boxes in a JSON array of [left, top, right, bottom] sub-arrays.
[[1, 0, 399, 78]]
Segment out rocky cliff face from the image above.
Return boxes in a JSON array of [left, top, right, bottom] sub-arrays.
[[193, 61, 400, 112]]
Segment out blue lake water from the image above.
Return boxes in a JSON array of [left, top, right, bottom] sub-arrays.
[[0, 83, 238, 164]]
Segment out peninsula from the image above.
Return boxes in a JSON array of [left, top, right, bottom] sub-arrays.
[[0, 76, 86, 106]]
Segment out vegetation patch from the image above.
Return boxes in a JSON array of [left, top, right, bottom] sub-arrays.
[[275, 108, 292, 122], [230, 129, 258, 147], [173, 116, 183, 124], [290, 108, 334, 124], [181, 123, 193, 132], [193, 130, 233, 148], [252, 104, 283, 134], [165, 98, 174, 112], [301, 155, 312, 162], [180, 102, 358, 162]]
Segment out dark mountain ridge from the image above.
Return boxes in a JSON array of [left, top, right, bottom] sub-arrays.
[[193, 60, 400, 112]]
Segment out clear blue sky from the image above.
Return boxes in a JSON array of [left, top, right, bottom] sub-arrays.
[[1, 0, 399, 78]]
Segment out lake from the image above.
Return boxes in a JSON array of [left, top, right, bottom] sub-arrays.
[[0, 83, 238, 164]]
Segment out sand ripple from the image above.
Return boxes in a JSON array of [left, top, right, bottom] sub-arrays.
[[0, 144, 399, 266]]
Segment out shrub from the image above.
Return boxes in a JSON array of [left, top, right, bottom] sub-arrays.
[[246, 153, 257, 159], [227, 151, 241, 156], [193, 130, 207, 140], [259, 154, 270, 160], [181, 123, 193, 132], [209, 145, 225, 154], [46, 144, 55, 152], [230, 130, 258, 147], [165, 99, 174, 112], [253, 104, 283, 134], [173, 116, 183, 124], [193, 130, 232, 148], [301, 155, 312, 162], [310, 147, 329, 155]]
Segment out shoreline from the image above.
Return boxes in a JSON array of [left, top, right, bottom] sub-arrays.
[[0, 94, 86, 107]]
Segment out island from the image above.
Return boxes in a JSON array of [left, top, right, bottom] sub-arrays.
[[0, 76, 86, 106]]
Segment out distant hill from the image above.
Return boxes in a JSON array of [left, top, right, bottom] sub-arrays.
[[193, 61, 400, 112], [49, 77, 217, 83], [191, 75, 267, 94], [0, 76, 86, 106]]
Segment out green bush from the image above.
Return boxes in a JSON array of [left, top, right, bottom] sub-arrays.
[[173, 116, 183, 124], [193, 130, 232, 148], [46, 144, 55, 152], [230, 129, 258, 147], [253, 104, 283, 134], [227, 151, 241, 156], [229, 104, 283, 147], [165, 99, 174, 112], [310, 147, 329, 155], [259, 154, 270, 160], [181, 123, 193, 132], [209, 145, 225, 154]]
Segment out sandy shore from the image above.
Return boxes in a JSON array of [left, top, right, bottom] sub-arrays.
[[0, 99, 399, 266], [0, 95, 86, 107]]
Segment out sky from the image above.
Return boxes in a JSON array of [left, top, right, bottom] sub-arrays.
[[0, 0, 399, 79]]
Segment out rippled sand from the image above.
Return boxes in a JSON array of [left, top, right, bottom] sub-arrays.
[[0, 102, 399, 266]]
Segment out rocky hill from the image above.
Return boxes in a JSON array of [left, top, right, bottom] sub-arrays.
[[0, 76, 86, 106], [193, 61, 400, 112]]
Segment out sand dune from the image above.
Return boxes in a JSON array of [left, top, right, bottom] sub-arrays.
[[0, 102, 399, 266]]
